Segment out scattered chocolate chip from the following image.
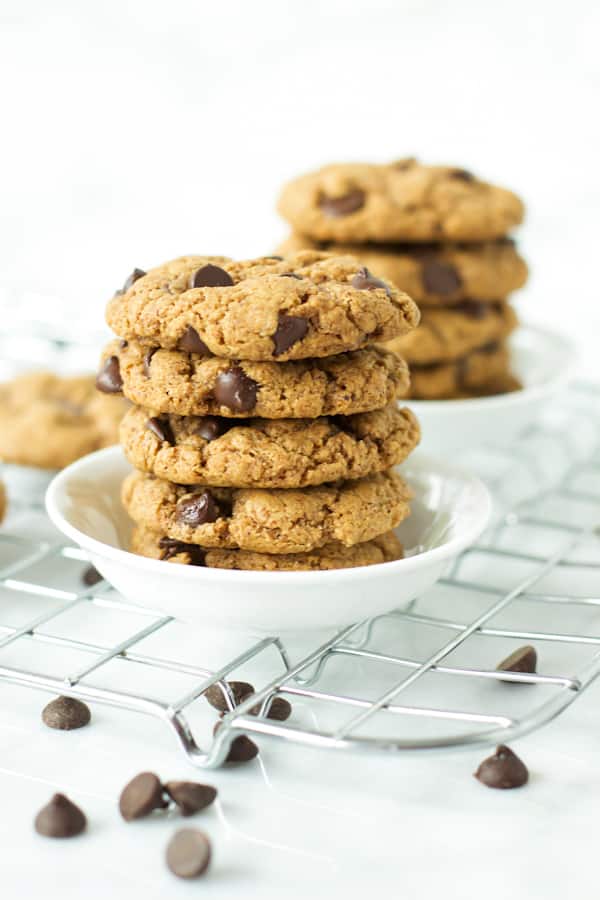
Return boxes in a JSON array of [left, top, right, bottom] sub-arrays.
[[474, 745, 529, 789], [194, 416, 225, 442], [42, 696, 91, 730], [81, 564, 103, 586], [205, 681, 255, 712], [35, 793, 86, 838], [176, 490, 222, 527], [497, 645, 537, 676], [166, 828, 211, 879], [190, 264, 234, 288], [214, 366, 258, 412], [177, 326, 211, 356], [158, 537, 206, 566], [96, 356, 123, 394], [115, 268, 146, 295], [279, 272, 303, 279], [142, 347, 157, 377], [250, 697, 292, 721], [164, 782, 217, 817], [453, 300, 490, 319], [213, 721, 259, 763], [319, 189, 365, 217], [119, 772, 167, 821], [450, 168, 475, 182], [421, 259, 462, 295], [146, 416, 174, 445], [272, 313, 309, 357], [351, 266, 391, 296]]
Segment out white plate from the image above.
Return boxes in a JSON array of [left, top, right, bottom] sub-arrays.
[[45, 447, 491, 633], [407, 324, 576, 454]]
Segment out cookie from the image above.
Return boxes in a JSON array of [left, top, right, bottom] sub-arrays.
[[122, 469, 412, 555], [407, 343, 511, 400], [458, 372, 522, 398], [105, 252, 419, 361], [277, 234, 528, 306], [386, 302, 518, 365], [99, 340, 410, 419], [120, 403, 421, 488], [131, 526, 404, 571], [0, 372, 129, 469], [277, 160, 525, 243], [0, 480, 6, 523]]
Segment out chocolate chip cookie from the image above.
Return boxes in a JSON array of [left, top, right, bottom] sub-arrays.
[[131, 525, 404, 571], [122, 469, 412, 555], [105, 252, 419, 361], [120, 403, 420, 488], [386, 301, 518, 365], [0, 372, 129, 469], [99, 340, 410, 418], [407, 343, 512, 400], [277, 234, 528, 306], [277, 159, 525, 243]]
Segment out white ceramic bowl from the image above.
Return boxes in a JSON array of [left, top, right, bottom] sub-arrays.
[[45, 447, 491, 633], [407, 324, 576, 454]]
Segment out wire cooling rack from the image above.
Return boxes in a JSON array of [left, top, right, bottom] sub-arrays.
[[0, 320, 599, 767]]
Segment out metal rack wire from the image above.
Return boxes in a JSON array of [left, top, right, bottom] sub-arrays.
[[0, 323, 598, 767]]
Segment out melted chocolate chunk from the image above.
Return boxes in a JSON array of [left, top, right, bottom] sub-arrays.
[[421, 259, 462, 295], [351, 266, 391, 296], [453, 300, 490, 319], [213, 366, 258, 412], [143, 347, 157, 377], [158, 537, 206, 566], [146, 416, 174, 445], [96, 356, 123, 393], [176, 490, 223, 527], [194, 416, 226, 442], [177, 326, 211, 356], [189, 264, 234, 288], [115, 268, 146, 295], [474, 745, 529, 789], [319, 189, 365, 217], [272, 313, 309, 357]]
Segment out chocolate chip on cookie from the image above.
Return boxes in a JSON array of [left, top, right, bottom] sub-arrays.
[[194, 416, 226, 442], [190, 264, 234, 288], [158, 537, 206, 566], [319, 189, 365, 217], [450, 168, 475, 181], [142, 347, 157, 377], [175, 490, 223, 527], [96, 356, 123, 393], [421, 259, 462, 295], [176, 326, 211, 355], [351, 267, 391, 296], [272, 314, 309, 357], [279, 272, 303, 279], [146, 416, 174, 445], [213, 366, 258, 412], [116, 268, 146, 295]]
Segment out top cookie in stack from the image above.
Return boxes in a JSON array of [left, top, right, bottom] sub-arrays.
[[97, 252, 422, 571], [277, 159, 528, 400]]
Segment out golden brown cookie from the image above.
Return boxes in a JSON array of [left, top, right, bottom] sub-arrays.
[[0, 372, 129, 469], [131, 525, 404, 571], [0, 480, 6, 523], [98, 340, 410, 419], [277, 160, 524, 243], [105, 252, 419, 361], [122, 469, 412, 555], [386, 302, 518, 365], [407, 343, 511, 399], [277, 234, 528, 306], [120, 403, 420, 488]]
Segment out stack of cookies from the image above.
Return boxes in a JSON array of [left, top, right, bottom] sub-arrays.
[[277, 159, 528, 400], [96, 252, 422, 571]]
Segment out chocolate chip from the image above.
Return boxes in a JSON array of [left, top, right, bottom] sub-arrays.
[[176, 490, 222, 527], [214, 366, 258, 412], [453, 300, 490, 319], [266, 255, 284, 260], [319, 189, 365, 217], [96, 356, 123, 394], [330, 415, 355, 436], [194, 416, 225, 442], [272, 313, 309, 357], [177, 326, 211, 356], [119, 339, 128, 349], [421, 259, 462, 295], [479, 341, 500, 354], [115, 268, 146, 295], [205, 681, 255, 712], [250, 697, 292, 721], [142, 347, 157, 377], [474, 745, 529, 789], [158, 537, 206, 566], [119, 772, 167, 821], [279, 272, 303, 279], [35, 793, 86, 838], [146, 416, 174, 445], [213, 721, 259, 763], [166, 828, 211, 879], [450, 168, 475, 182], [190, 264, 234, 288], [497, 645, 537, 676], [164, 782, 217, 817], [42, 696, 91, 730], [81, 564, 103, 586], [351, 266, 392, 296]]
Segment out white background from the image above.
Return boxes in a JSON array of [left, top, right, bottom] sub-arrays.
[[0, 2, 599, 898]]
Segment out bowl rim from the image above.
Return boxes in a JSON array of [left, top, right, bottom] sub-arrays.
[[45, 446, 492, 586], [406, 322, 577, 415]]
